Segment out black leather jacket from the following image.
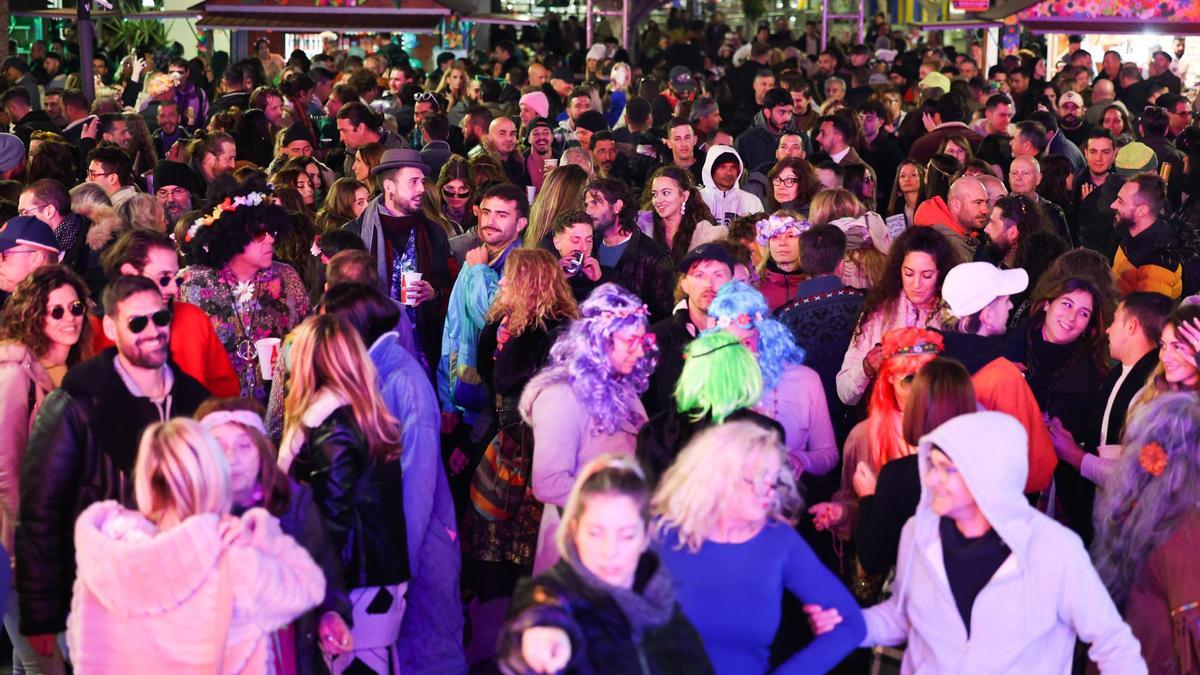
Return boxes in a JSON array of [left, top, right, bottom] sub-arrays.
[[289, 406, 410, 589], [595, 228, 678, 323], [16, 348, 209, 635]]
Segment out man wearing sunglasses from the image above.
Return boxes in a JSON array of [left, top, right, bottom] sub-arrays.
[[16, 275, 211, 661], [0, 215, 61, 310]]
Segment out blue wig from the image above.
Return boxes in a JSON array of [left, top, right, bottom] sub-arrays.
[[706, 281, 805, 390], [537, 283, 658, 434]]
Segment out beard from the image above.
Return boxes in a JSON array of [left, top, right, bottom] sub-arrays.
[[1116, 215, 1138, 232]]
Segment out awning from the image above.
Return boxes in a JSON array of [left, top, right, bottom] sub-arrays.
[[1019, 17, 1200, 35], [911, 19, 1001, 31], [196, 10, 443, 32], [464, 13, 539, 25], [8, 7, 197, 18], [974, 0, 1040, 21]]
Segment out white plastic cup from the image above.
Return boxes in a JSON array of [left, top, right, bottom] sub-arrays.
[[544, 158, 558, 172], [255, 338, 282, 381], [527, 185, 537, 206], [1097, 444, 1122, 460], [400, 270, 424, 306]]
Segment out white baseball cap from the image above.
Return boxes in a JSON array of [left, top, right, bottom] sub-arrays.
[[943, 262, 1029, 317]]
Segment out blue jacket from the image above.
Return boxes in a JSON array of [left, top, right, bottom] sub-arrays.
[[369, 332, 466, 674]]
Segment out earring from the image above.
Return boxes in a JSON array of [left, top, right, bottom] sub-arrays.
[[680, 201, 687, 216]]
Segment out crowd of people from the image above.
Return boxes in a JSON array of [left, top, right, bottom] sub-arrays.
[[0, 10, 1197, 675]]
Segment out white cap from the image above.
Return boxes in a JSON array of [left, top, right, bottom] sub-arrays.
[[943, 262, 1029, 317], [586, 43, 607, 61]]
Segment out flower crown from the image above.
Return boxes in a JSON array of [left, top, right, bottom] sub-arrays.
[[1139, 441, 1168, 477], [185, 191, 271, 243], [595, 304, 649, 321], [754, 214, 810, 247], [715, 311, 764, 330], [882, 327, 944, 361]]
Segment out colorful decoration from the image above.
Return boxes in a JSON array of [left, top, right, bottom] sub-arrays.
[[1021, 0, 1200, 21], [1139, 441, 1168, 477], [186, 191, 269, 242]]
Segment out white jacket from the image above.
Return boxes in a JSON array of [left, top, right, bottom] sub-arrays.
[[699, 144, 764, 227], [862, 412, 1146, 674]]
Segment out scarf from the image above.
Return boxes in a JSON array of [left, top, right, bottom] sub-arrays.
[[561, 542, 675, 639]]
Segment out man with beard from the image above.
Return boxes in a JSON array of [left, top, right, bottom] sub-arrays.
[[151, 161, 201, 227], [1074, 129, 1125, 256], [345, 148, 451, 374], [589, 130, 626, 181], [1110, 173, 1182, 298], [18, 179, 90, 273], [337, 102, 409, 179], [735, 88, 793, 173], [1056, 91, 1093, 150], [17, 275, 210, 662], [1, 87, 56, 149], [583, 177, 675, 320], [981, 194, 1046, 269], [151, 101, 191, 159], [97, 229, 239, 397], [86, 145, 138, 208], [190, 132, 237, 185], [524, 118, 555, 192], [643, 242, 733, 416], [918, 176, 990, 262]]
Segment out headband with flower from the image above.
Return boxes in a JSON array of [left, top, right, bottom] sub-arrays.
[[185, 191, 271, 243], [715, 311, 765, 330], [754, 213, 811, 247], [1139, 441, 1168, 477], [595, 304, 650, 322]]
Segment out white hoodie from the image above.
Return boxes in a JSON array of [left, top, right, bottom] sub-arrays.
[[863, 412, 1146, 675], [699, 145, 764, 228]]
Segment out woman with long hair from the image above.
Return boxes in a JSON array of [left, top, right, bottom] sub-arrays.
[[351, 142, 385, 194], [436, 65, 471, 125], [26, 134, 77, 187], [282, 155, 329, 207], [0, 266, 92, 673], [837, 227, 956, 405], [461, 249, 578, 605], [1037, 155, 1078, 238], [637, 330, 769, 484], [271, 167, 317, 214], [499, 455, 713, 674], [1101, 104, 1135, 146], [919, 153, 961, 204], [935, 135, 973, 166], [521, 284, 656, 574], [707, 281, 839, 478], [654, 422, 866, 674], [123, 112, 158, 176], [280, 314, 410, 675], [886, 161, 924, 227], [1092, 393, 1200, 673], [197, 398, 354, 673], [641, 165, 724, 264], [812, 328, 944, 541], [524, 164, 589, 248], [1130, 304, 1200, 411], [179, 175, 310, 403], [67, 419, 324, 673], [809, 188, 892, 289], [315, 178, 370, 233], [764, 157, 821, 214], [436, 156, 476, 234], [116, 193, 168, 233]]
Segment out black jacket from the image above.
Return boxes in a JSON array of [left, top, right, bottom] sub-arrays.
[[595, 227, 677, 324], [500, 554, 714, 675], [16, 348, 209, 635], [643, 307, 698, 419], [854, 454, 920, 576], [1073, 172, 1125, 257], [13, 109, 58, 149], [289, 405, 411, 589]]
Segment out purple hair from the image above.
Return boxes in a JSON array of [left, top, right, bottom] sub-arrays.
[[535, 283, 657, 434]]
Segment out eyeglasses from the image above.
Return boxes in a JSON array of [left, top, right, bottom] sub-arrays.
[[126, 309, 171, 334], [741, 476, 786, 496], [86, 169, 113, 180], [18, 203, 47, 217], [442, 187, 471, 199], [47, 300, 85, 320], [414, 92, 442, 111], [1, 248, 44, 261], [772, 176, 799, 187]]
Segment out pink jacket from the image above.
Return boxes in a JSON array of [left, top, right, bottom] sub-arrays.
[[67, 502, 325, 674], [0, 341, 53, 551]]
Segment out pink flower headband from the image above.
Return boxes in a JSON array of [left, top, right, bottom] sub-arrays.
[[715, 311, 764, 330], [186, 191, 270, 243], [755, 214, 810, 247]]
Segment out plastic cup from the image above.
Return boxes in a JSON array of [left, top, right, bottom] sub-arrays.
[[1097, 444, 1122, 460], [255, 338, 282, 381], [400, 270, 423, 306]]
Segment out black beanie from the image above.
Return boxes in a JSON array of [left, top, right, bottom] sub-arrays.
[[152, 160, 201, 194]]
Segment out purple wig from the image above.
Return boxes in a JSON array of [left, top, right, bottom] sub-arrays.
[[535, 283, 658, 434]]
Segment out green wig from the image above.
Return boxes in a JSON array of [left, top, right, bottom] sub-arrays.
[[674, 330, 763, 423]]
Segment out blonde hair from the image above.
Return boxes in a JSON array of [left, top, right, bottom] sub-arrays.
[[554, 453, 650, 559], [69, 182, 112, 217], [116, 193, 167, 233], [134, 419, 232, 523], [524, 164, 589, 247], [283, 314, 403, 463], [652, 421, 802, 553], [485, 249, 578, 336], [808, 188, 864, 226]]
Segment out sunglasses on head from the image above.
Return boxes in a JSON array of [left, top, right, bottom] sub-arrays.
[[414, 92, 442, 110], [48, 301, 86, 321], [127, 309, 171, 334]]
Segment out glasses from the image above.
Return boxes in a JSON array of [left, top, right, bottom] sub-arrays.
[[86, 169, 113, 180], [47, 300, 85, 320], [741, 476, 786, 496], [155, 272, 180, 288], [442, 187, 471, 199], [613, 332, 656, 352], [1, 248, 44, 261], [18, 203, 46, 217], [247, 224, 280, 243], [126, 309, 171, 334], [414, 92, 442, 111], [772, 176, 799, 187]]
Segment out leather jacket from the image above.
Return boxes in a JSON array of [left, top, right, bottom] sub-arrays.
[[595, 228, 678, 323], [289, 406, 411, 589], [16, 348, 209, 635]]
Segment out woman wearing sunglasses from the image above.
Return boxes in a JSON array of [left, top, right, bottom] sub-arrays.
[[435, 157, 475, 234], [521, 284, 656, 575], [180, 176, 311, 405], [0, 264, 92, 673]]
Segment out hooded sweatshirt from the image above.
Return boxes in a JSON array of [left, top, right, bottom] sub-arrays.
[[862, 412, 1146, 674], [699, 145, 764, 228], [67, 501, 325, 674]]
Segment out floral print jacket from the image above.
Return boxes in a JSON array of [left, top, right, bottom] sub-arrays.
[[179, 262, 310, 404]]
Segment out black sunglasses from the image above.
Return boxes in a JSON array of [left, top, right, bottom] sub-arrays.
[[127, 309, 171, 334], [442, 187, 471, 198], [156, 272, 180, 288], [247, 224, 280, 243], [48, 301, 86, 321]]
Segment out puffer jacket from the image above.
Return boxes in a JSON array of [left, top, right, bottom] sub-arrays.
[[0, 342, 53, 551], [284, 396, 411, 589], [756, 261, 806, 312], [734, 110, 782, 173], [594, 227, 678, 322], [16, 348, 210, 635]]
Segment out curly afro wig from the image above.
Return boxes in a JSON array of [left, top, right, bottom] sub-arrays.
[[186, 173, 291, 270]]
